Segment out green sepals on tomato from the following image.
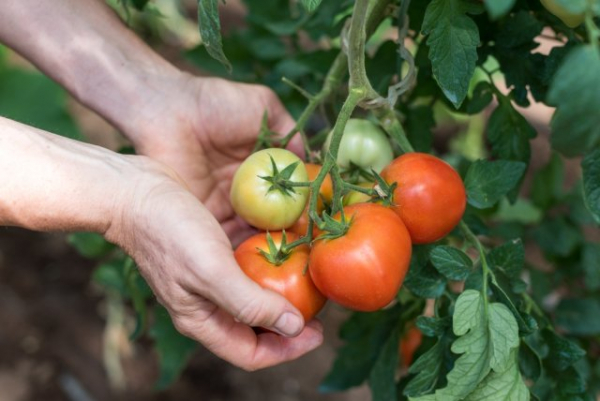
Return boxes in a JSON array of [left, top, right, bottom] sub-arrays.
[[323, 119, 394, 175], [308, 203, 412, 312], [381, 152, 466, 244], [234, 231, 326, 323], [230, 148, 309, 230], [540, 0, 585, 28]]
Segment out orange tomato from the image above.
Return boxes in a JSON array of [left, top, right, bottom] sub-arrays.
[[309, 203, 412, 311], [381, 153, 466, 244], [234, 232, 327, 322]]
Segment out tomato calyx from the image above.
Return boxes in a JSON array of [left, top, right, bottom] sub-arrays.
[[315, 209, 352, 240], [259, 156, 308, 197], [256, 231, 292, 266], [371, 170, 397, 206], [252, 112, 279, 152], [342, 162, 377, 184]]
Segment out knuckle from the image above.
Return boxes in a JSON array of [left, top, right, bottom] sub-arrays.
[[172, 317, 196, 339], [234, 297, 274, 328]]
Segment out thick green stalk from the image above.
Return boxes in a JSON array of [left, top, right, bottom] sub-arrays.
[[348, 0, 372, 91], [280, 0, 393, 149], [309, 89, 365, 227]]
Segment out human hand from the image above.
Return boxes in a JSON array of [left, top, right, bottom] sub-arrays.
[[0, 117, 322, 370], [105, 158, 323, 370], [128, 76, 302, 246]]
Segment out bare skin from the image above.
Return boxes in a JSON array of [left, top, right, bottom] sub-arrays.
[[0, 0, 320, 371]]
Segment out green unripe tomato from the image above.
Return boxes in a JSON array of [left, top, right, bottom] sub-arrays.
[[323, 119, 394, 174], [540, 0, 585, 28], [230, 148, 309, 230]]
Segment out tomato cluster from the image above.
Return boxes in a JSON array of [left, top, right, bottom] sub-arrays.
[[229, 122, 466, 320]]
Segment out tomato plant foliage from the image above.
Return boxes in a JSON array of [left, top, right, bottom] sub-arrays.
[[3, 0, 600, 398], [186, 0, 600, 399]]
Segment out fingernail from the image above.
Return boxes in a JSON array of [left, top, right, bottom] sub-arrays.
[[273, 312, 303, 337]]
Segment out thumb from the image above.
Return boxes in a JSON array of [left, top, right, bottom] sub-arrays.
[[204, 261, 306, 337]]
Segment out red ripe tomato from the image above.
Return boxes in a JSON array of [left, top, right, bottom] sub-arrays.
[[234, 232, 326, 322], [289, 163, 333, 236], [380, 153, 466, 244], [308, 203, 412, 312], [399, 326, 423, 366]]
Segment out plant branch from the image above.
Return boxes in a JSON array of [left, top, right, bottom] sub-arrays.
[[279, 0, 393, 151], [376, 108, 414, 153], [460, 220, 491, 311]]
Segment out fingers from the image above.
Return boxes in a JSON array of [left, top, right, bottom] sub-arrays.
[[172, 304, 324, 371], [205, 257, 306, 336]]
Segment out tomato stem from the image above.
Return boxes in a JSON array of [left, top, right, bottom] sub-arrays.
[[348, 0, 377, 98], [316, 90, 365, 218], [459, 220, 491, 312], [278, 0, 393, 154], [376, 108, 414, 153], [343, 182, 376, 197]]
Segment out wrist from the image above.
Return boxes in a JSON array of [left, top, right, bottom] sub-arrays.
[[0, 117, 177, 237]]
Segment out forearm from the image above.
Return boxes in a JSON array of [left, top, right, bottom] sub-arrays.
[[0, 116, 143, 234], [0, 0, 183, 144]]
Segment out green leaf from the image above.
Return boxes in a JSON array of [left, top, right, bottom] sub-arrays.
[[531, 153, 564, 210], [124, 258, 151, 340], [416, 316, 451, 337], [369, 325, 401, 401], [320, 307, 400, 392], [582, 148, 600, 224], [487, 303, 521, 370], [430, 246, 473, 281], [197, 0, 231, 73], [405, 340, 445, 397], [406, 106, 435, 153], [130, 0, 150, 11], [494, 198, 543, 224], [519, 340, 542, 382], [532, 217, 582, 258], [582, 242, 600, 290], [556, 366, 588, 396], [555, 299, 600, 336], [150, 306, 198, 390], [405, 246, 447, 298], [465, 160, 527, 209], [67, 232, 114, 259], [491, 11, 545, 106], [93, 259, 128, 295], [244, 0, 310, 36], [464, 350, 529, 401], [490, 279, 537, 335], [412, 291, 520, 400], [543, 330, 586, 372], [300, 0, 322, 13], [466, 81, 494, 114], [547, 45, 600, 156], [488, 239, 524, 278], [483, 0, 516, 20], [0, 69, 83, 140], [422, 0, 480, 108], [487, 97, 536, 165]]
